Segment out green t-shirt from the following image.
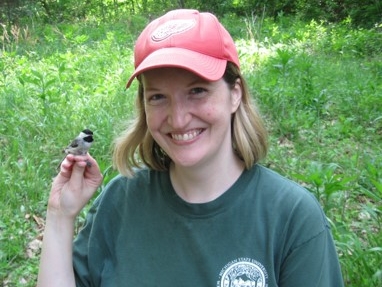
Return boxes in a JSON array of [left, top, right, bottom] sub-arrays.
[[73, 164, 344, 287]]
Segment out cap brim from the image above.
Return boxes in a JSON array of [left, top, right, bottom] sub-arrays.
[[126, 47, 227, 88]]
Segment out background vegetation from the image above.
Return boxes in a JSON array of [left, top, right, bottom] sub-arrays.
[[1, 0, 381, 27], [1, 1, 381, 286]]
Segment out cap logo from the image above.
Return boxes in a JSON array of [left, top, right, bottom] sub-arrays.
[[151, 19, 196, 42]]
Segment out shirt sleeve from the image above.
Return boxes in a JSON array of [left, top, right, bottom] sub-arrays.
[[279, 219, 344, 287], [260, 168, 345, 287]]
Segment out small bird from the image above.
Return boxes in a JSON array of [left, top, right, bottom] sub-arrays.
[[58, 129, 94, 169], [63, 129, 94, 156]]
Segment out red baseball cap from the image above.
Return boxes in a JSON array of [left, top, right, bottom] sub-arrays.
[[126, 9, 240, 88]]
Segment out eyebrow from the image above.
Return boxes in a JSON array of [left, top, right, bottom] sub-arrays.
[[188, 78, 210, 86], [142, 75, 211, 92], [143, 86, 161, 93]]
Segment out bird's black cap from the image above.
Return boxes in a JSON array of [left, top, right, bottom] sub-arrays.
[[82, 129, 93, 135]]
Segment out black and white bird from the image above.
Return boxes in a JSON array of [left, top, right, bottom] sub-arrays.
[[63, 129, 94, 155], [58, 129, 94, 169]]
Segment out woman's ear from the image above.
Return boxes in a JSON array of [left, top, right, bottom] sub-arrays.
[[230, 78, 242, 113]]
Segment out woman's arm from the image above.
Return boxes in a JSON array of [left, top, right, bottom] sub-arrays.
[[37, 154, 103, 287]]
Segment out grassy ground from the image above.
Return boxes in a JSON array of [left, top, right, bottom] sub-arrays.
[[1, 15, 381, 286]]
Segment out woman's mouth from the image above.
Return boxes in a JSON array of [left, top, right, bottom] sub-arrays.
[[170, 129, 203, 141]]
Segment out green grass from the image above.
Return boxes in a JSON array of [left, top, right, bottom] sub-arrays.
[[1, 15, 381, 286]]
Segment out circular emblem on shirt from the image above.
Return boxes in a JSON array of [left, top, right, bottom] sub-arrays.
[[217, 258, 268, 287], [151, 19, 196, 41]]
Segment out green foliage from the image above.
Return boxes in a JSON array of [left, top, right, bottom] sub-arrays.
[[294, 0, 382, 27], [1, 12, 381, 287], [0, 0, 381, 27], [237, 14, 381, 287], [0, 18, 136, 284]]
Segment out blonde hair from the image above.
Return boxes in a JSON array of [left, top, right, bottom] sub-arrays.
[[113, 62, 268, 177]]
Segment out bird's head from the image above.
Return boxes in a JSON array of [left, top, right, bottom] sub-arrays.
[[80, 129, 94, 143]]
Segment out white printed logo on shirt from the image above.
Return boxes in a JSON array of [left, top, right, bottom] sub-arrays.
[[217, 257, 268, 287]]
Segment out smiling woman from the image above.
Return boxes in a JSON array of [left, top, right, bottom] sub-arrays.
[[142, 67, 241, 169], [37, 9, 344, 287], [114, 61, 268, 176]]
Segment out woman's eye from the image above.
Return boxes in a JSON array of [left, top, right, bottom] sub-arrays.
[[151, 94, 164, 100], [190, 87, 207, 96], [146, 94, 166, 105]]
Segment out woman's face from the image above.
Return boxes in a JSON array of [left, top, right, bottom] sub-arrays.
[[142, 67, 241, 170]]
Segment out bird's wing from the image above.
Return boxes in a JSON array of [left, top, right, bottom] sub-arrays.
[[69, 138, 80, 148]]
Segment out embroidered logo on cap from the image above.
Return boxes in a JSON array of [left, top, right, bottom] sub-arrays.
[[151, 19, 196, 42]]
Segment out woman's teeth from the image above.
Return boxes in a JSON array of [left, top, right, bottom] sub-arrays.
[[171, 130, 201, 141]]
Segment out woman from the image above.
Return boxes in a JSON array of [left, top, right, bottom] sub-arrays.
[[38, 9, 344, 287]]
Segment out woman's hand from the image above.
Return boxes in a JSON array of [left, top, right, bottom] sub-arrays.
[[48, 153, 103, 220]]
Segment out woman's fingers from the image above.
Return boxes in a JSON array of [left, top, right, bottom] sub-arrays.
[[49, 153, 102, 217], [69, 159, 87, 183]]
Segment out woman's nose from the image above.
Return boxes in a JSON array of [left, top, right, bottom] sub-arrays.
[[167, 98, 191, 129]]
